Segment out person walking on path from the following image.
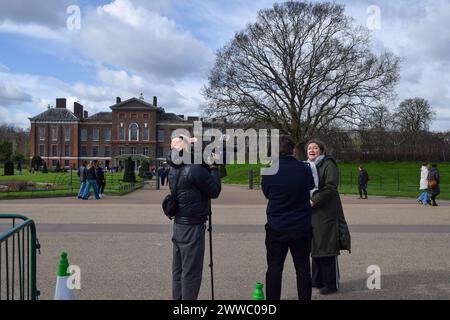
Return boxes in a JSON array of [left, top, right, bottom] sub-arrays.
[[417, 162, 429, 205], [158, 166, 167, 186], [97, 162, 106, 198], [306, 140, 351, 296], [82, 160, 101, 200], [262, 135, 315, 300], [77, 161, 88, 199], [358, 166, 369, 199], [427, 164, 440, 207]]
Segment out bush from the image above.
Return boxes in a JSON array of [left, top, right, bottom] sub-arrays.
[[139, 160, 150, 178], [31, 156, 43, 171], [123, 157, 136, 182], [42, 162, 48, 173], [54, 161, 62, 172], [4, 160, 14, 176]]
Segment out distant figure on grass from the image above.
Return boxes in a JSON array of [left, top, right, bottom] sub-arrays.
[[261, 135, 315, 300], [306, 140, 351, 295], [427, 164, 440, 207], [357, 166, 369, 199], [97, 162, 106, 198], [81, 160, 101, 200], [77, 161, 88, 199], [417, 162, 429, 205]]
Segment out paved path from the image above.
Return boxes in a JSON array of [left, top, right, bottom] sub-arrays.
[[1, 185, 449, 300]]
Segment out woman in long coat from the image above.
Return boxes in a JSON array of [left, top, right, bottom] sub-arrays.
[[427, 164, 440, 207], [306, 140, 351, 295]]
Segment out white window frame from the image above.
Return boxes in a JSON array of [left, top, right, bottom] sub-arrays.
[[129, 123, 139, 142], [81, 129, 88, 142], [105, 128, 111, 142], [65, 127, 70, 142], [93, 127, 99, 142], [39, 128, 45, 141], [52, 127, 57, 142]]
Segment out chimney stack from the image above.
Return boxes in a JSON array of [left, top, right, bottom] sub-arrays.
[[84, 111, 88, 118], [153, 96, 157, 107], [116, 97, 121, 104], [56, 98, 66, 109], [74, 102, 84, 119]]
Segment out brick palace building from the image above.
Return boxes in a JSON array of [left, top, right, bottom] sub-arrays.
[[29, 95, 199, 169]]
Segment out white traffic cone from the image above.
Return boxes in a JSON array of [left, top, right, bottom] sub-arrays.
[[54, 252, 73, 300]]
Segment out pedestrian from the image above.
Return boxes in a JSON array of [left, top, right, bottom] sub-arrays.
[[417, 162, 429, 205], [82, 160, 100, 200], [158, 166, 167, 186], [97, 161, 106, 198], [427, 164, 440, 207], [306, 140, 351, 295], [77, 161, 88, 199], [261, 135, 315, 300], [358, 166, 369, 199], [164, 166, 170, 184], [167, 136, 222, 300]]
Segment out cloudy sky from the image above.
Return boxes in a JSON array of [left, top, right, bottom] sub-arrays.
[[0, 0, 449, 131]]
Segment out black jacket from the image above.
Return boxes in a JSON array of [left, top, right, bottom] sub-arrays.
[[358, 170, 369, 187], [168, 163, 221, 225], [261, 155, 315, 233], [86, 166, 97, 180]]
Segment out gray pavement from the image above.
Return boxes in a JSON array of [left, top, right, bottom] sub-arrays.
[[1, 185, 449, 300]]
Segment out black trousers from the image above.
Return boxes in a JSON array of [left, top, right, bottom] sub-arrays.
[[312, 256, 339, 291], [358, 185, 368, 197], [265, 224, 312, 300]]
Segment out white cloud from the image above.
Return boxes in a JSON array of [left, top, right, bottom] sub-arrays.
[[73, 0, 214, 79], [0, 19, 68, 42], [0, 80, 33, 105], [0, 105, 32, 128]]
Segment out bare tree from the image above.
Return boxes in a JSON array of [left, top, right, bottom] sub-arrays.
[[393, 98, 435, 133], [203, 1, 400, 158]]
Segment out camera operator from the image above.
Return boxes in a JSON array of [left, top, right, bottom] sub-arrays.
[[167, 136, 222, 300]]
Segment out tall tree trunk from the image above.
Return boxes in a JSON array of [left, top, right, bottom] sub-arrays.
[[295, 143, 306, 160]]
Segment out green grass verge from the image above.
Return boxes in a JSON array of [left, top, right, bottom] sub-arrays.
[[222, 162, 450, 200], [0, 170, 144, 199]]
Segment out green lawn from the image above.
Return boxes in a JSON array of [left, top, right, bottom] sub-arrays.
[[222, 162, 450, 200], [0, 170, 144, 199]]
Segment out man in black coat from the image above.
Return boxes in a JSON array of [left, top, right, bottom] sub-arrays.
[[167, 136, 222, 300], [262, 135, 315, 300]]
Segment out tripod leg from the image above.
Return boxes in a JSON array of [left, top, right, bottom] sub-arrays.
[[208, 212, 214, 300]]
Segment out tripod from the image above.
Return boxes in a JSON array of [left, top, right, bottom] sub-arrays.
[[208, 208, 214, 300]]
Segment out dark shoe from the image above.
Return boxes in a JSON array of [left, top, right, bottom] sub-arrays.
[[432, 203, 438, 207], [320, 288, 338, 295], [82, 198, 88, 200]]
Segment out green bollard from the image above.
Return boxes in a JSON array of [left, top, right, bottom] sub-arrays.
[[252, 282, 265, 300]]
